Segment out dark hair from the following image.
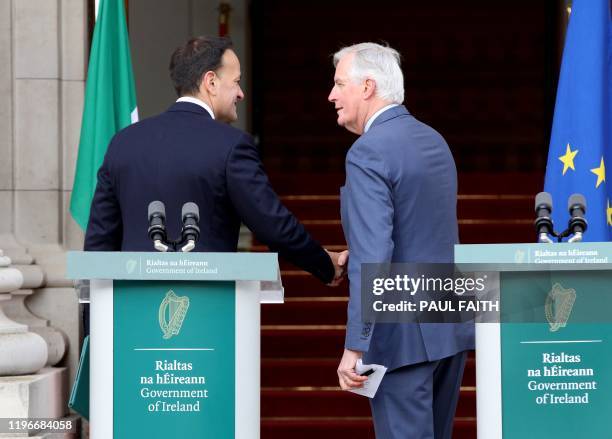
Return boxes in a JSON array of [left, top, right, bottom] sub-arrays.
[[169, 36, 234, 97]]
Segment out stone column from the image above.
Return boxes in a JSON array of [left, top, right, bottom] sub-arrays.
[[0, 0, 87, 432], [1, 0, 87, 389]]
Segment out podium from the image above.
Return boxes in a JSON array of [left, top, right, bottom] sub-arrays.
[[66, 251, 283, 439], [455, 242, 612, 439]]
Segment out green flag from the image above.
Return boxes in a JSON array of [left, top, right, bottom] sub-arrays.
[[70, 0, 138, 230]]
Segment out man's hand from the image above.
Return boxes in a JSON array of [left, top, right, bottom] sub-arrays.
[[325, 249, 349, 287], [337, 348, 367, 390]]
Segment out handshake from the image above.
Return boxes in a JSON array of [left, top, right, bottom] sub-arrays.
[[325, 249, 349, 287]]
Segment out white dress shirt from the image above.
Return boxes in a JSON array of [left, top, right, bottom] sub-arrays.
[[364, 104, 399, 133], [176, 96, 215, 119]]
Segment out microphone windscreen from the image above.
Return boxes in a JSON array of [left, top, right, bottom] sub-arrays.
[[148, 200, 166, 220], [568, 193, 586, 212], [182, 202, 199, 222], [535, 192, 553, 212]]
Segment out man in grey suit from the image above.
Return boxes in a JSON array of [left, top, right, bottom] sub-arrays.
[[329, 43, 474, 438]]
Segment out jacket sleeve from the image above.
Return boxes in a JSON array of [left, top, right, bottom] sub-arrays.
[[226, 134, 335, 283], [343, 140, 394, 352], [83, 146, 123, 251]]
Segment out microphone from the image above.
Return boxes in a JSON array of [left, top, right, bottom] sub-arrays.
[[148, 201, 169, 252], [180, 202, 200, 252], [534, 192, 554, 243], [567, 193, 587, 243]]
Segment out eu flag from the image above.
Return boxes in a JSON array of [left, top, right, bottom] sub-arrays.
[[544, 0, 612, 241]]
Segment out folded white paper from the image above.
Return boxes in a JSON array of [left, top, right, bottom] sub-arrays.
[[349, 359, 388, 398]]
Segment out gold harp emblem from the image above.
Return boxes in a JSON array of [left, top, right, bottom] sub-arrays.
[[545, 283, 576, 332], [159, 290, 190, 339]]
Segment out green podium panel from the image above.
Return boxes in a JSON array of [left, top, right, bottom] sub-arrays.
[[67, 252, 282, 439], [456, 243, 612, 439], [500, 323, 612, 438], [114, 280, 235, 438]]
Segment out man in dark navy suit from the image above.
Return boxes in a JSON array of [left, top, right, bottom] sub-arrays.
[[84, 36, 346, 284]]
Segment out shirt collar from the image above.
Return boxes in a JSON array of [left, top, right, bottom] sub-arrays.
[[176, 96, 215, 120], [364, 104, 399, 133]]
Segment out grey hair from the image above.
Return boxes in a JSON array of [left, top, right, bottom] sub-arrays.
[[333, 42, 404, 104]]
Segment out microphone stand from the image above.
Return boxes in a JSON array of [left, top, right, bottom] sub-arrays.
[[148, 202, 200, 252]]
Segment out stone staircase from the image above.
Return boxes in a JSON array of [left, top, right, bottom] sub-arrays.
[[255, 172, 542, 438]]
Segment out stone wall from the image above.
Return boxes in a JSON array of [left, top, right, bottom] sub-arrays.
[[0, 0, 87, 433]]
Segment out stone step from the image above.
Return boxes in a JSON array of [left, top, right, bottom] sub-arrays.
[[262, 327, 475, 360], [262, 328, 345, 358], [261, 357, 475, 388], [261, 417, 476, 439], [278, 271, 349, 297], [262, 298, 348, 326], [267, 172, 543, 196], [280, 194, 534, 220], [261, 387, 476, 417], [254, 219, 534, 249]]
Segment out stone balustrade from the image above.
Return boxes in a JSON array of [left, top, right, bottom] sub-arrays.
[[0, 249, 50, 376], [0, 245, 79, 436]]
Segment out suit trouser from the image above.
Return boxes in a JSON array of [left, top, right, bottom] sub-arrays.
[[369, 351, 467, 439]]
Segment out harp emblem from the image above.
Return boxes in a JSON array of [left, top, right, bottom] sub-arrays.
[[545, 283, 576, 332], [159, 290, 190, 339]]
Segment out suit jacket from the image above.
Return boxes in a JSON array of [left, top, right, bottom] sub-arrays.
[[84, 102, 334, 283], [341, 105, 474, 371]]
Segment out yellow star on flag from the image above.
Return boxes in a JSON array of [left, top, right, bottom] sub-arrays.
[[590, 157, 606, 188], [559, 143, 578, 175], [607, 199, 612, 226]]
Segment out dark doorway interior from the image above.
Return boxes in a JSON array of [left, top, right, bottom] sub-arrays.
[[251, 0, 561, 174]]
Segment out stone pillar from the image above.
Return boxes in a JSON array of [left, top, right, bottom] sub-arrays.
[[8, 0, 86, 250], [60, 0, 88, 252], [13, 0, 61, 248], [1, 0, 86, 387], [0, 0, 87, 432]]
